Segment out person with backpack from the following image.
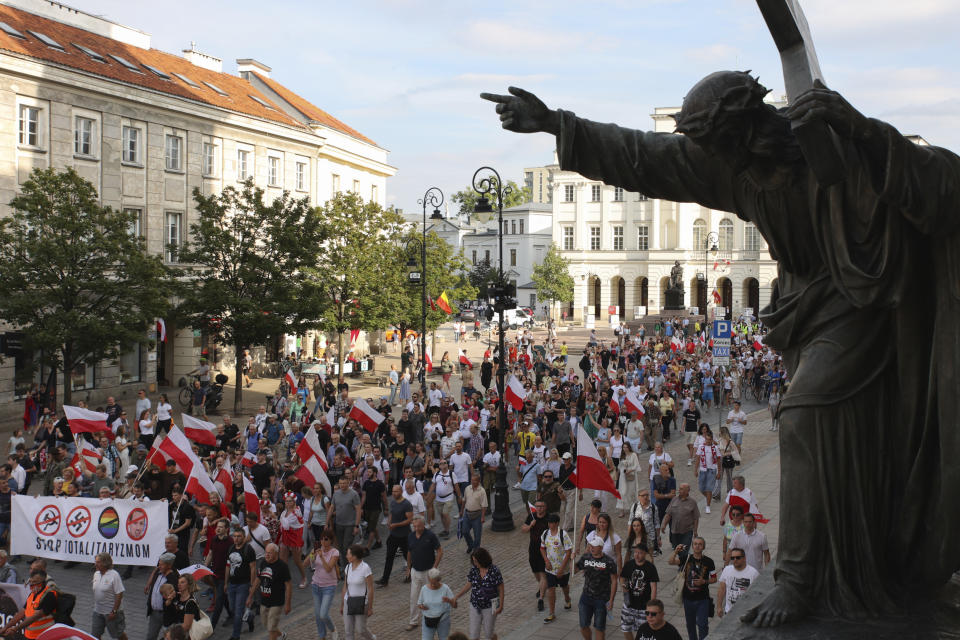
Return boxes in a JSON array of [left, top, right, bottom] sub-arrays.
[[0, 570, 57, 638], [539, 513, 573, 622]]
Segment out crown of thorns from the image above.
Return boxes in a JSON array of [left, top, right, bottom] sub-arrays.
[[672, 71, 770, 139]]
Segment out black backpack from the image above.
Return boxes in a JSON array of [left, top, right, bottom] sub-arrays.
[[52, 589, 76, 626]]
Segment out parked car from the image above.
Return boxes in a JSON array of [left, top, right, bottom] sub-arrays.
[[458, 309, 478, 322]]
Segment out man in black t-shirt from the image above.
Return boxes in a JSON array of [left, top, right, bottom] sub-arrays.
[[248, 543, 290, 640], [251, 453, 275, 496], [675, 536, 716, 640], [223, 528, 256, 637], [361, 472, 386, 550], [575, 533, 619, 637], [619, 543, 660, 638], [634, 598, 682, 640], [682, 404, 701, 467], [522, 499, 550, 612], [376, 485, 413, 586]]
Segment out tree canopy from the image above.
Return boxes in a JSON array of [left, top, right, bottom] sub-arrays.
[[0, 167, 171, 404], [174, 180, 326, 412], [532, 243, 575, 323], [450, 180, 530, 217]]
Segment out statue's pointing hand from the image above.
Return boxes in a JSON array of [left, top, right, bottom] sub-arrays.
[[785, 79, 873, 144], [480, 87, 560, 135]]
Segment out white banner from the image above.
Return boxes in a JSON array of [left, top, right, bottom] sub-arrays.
[[11, 495, 168, 566]]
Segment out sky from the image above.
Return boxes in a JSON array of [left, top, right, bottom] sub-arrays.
[[78, 0, 960, 212]]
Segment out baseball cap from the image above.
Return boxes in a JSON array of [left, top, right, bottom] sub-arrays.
[[126, 465, 138, 476], [586, 532, 604, 547], [561, 452, 572, 460]]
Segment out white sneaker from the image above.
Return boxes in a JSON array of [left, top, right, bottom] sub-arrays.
[[705, 505, 711, 513], [687, 459, 692, 466]]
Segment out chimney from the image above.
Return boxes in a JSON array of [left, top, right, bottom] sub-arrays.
[[236, 58, 271, 80], [182, 42, 222, 73]]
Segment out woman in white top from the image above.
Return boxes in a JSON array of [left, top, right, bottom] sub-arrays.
[[608, 427, 624, 467], [341, 544, 375, 640], [594, 512, 623, 575], [768, 383, 781, 432], [136, 410, 156, 449], [543, 448, 561, 479], [647, 442, 673, 481], [114, 425, 131, 476], [155, 394, 172, 435], [615, 441, 641, 517]]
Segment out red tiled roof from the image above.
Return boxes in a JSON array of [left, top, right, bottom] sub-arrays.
[[251, 72, 376, 146], [0, 3, 373, 144]]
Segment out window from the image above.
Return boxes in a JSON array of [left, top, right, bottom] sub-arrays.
[[636, 193, 648, 201], [472, 250, 477, 265], [18, 105, 40, 147], [519, 220, 524, 235], [202, 142, 217, 176], [72, 43, 106, 63], [590, 226, 601, 251], [590, 184, 601, 202], [122, 126, 140, 163], [352, 179, 360, 193], [510, 249, 517, 266], [237, 149, 251, 180], [744, 223, 762, 251], [172, 72, 200, 88], [165, 212, 181, 263], [295, 161, 307, 191], [484, 249, 490, 263], [331, 174, 340, 194], [165, 134, 182, 171], [613, 187, 624, 202], [692, 218, 706, 250], [143, 64, 171, 80], [563, 226, 574, 250], [637, 225, 649, 250], [511, 220, 516, 234], [27, 30, 64, 51], [719, 218, 734, 250], [203, 81, 228, 96], [118, 343, 141, 383], [563, 185, 575, 202], [0, 22, 25, 39], [612, 225, 624, 250], [70, 362, 95, 392], [109, 54, 142, 73], [74, 116, 94, 156], [529, 293, 537, 307], [124, 207, 142, 237], [249, 95, 275, 111], [268, 155, 281, 186], [370, 184, 378, 202]]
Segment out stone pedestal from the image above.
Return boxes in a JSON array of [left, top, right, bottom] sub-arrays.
[[663, 287, 685, 310]]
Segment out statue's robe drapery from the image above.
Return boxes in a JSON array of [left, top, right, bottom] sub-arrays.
[[555, 109, 960, 615]]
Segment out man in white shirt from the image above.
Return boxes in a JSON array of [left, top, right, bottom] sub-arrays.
[[429, 459, 459, 538], [405, 391, 425, 415], [481, 442, 501, 506], [403, 478, 426, 522], [716, 546, 760, 617], [458, 416, 477, 442], [423, 414, 443, 443], [427, 383, 443, 410], [448, 441, 473, 501], [439, 425, 459, 460], [728, 513, 770, 570], [135, 389, 151, 423], [726, 400, 748, 451], [254, 405, 268, 432], [243, 511, 272, 560]]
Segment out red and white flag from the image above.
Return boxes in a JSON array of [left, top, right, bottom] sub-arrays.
[[572, 424, 621, 499], [525, 344, 534, 370], [284, 368, 297, 391], [753, 336, 764, 351], [608, 396, 620, 416], [156, 319, 167, 343], [37, 624, 99, 640], [670, 336, 682, 352], [181, 414, 217, 446], [243, 474, 260, 521], [458, 349, 473, 370], [325, 404, 336, 428], [241, 451, 257, 468], [294, 454, 332, 496], [424, 350, 433, 373], [349, 328, 360, 346], [504, 376, 527, 412], [180, 563, 215, 580], [527, 501, 537, 515], [295, 426, 329, 471], [215, 465, 234, 503], [624, 389, 645, 416], [70, 439, 101, 474], [349, 398, 385, 434], [148, 427, 197, 475], [186, 463, 218, 503], [63, 405, 108, 434]]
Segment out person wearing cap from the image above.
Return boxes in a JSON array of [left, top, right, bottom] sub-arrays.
[[539, 512, 573, 622], [619, 543, 659, 639], [575, 532, 619, 639]]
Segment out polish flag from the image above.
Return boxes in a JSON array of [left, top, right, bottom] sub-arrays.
[[504, 376, 527, 411], [458, 349, 473, 370], [70, 439, 101, 474], [215, 465, 234, 503], [624, 389, 645, 416], [181, 414, 217, 446], [670, 336, 682, 352], [608, 397, 620, 415], [753, 336, 764, 351], [527, 501, 537, 515], [525, 344, 534, 370], [36, 624, 99, 640], [574, 424, 621, 499], [296, 426, 329, 471], [180, 564, 215, 581], [325, 404, 336, 428], [185, 463, 218, 503], [149, 427, 197, 475], [284, 368, 297, 391], [243, 474, 260, 521], [349, 328, 360, 346], [156, 319, 167, 343], [294, 454, 332, 496], [349, 398, 385, 433], [241, 451, 257, 468], [424, 350, 433, 373], [590, 372, 602, 387], [63, 405, 108, 435]]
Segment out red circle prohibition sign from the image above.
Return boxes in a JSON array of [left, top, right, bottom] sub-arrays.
[[126, 507, 148, 541], [66, 506, 91, 538], [35, 505, 61, 536]]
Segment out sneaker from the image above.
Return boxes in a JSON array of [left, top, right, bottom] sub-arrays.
[[544, 615, 556, 623], [375, 578, 388, 587], [705, 505, 711, 514], [372, 541, 383, 550], [687, 459, 692, 466], [538, 598, 544, 612]]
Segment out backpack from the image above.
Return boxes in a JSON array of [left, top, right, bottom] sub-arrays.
[[51, 588, 76, 626]]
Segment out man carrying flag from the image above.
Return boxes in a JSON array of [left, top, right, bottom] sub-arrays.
[[505, 375, 527, 411], [458, 349, 473, 371]]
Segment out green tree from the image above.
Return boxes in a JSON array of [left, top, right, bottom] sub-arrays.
[[306, 192, 406, 384], [532, 244, 574, 330], [174, 180, 326, 413], [468, 257, 498, 298], [450, 180, 531, 217], [0, 167, 171, 405], [390, 229, 477, 351]]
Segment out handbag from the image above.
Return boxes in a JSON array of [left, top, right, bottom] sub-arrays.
[[345, 565, 367, 616], [672, 555, 690, 605], [188, 600, 214, 640], [721, 441, 739, 469]]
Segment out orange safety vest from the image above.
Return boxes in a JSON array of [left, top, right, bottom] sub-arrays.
[[24, 585, 55, 639]]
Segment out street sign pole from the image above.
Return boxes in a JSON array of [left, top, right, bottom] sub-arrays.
[[712, 320, 732, 434]]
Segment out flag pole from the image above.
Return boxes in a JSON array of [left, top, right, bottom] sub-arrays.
[[572, 427, 579, 554], [133, 432, 163, 485]]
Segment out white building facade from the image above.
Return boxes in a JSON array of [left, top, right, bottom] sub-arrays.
[[0, 0, 394, 418], [548, 106, 777, 323]]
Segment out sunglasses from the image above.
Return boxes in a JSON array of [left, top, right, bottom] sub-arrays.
[[645, 610, 661, 616], [730, 555, 745, 560]]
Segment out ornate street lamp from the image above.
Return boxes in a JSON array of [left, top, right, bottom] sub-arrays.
[[472, 166, 515, 532], [414, 187, 444, 393]]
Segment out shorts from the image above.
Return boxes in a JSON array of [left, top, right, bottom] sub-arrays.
[[363, 508, 381, 528], [545, 572, 569, 589], [619, 603, 648, 632], [91, 610, 125, 638], [730, 432, 744, 446], [686, 432, 698, 445], [435, 500, 455, 517], [697, 468, 717, 493], [264, 605, 283, 631], [528, 547, 546, 574], [578, 594, 609, 630]]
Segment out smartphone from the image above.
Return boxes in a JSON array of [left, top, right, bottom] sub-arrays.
[[490, 597, 500, 611]]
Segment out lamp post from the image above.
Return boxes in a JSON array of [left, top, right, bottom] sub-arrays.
[[472, 166, 515, 532], [410, 187, 444, 395], [699, 231, 720, 431]]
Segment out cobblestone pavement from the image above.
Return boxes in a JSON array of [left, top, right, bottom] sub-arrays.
[[3, 324, 781, 640]]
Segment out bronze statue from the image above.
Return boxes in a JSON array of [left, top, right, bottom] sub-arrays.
[[481, 71, 960, 628], [669, 260, 684, 292]]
